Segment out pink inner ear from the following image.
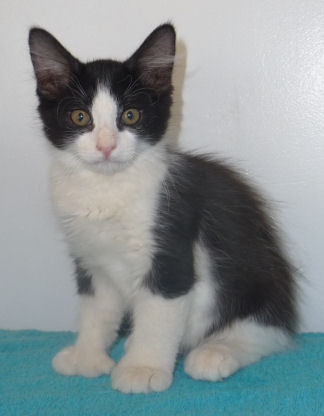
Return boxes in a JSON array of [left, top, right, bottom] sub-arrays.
[[126, 24, 175, 93], [36, 70, 69, 98], [29, 28, 78, 98]]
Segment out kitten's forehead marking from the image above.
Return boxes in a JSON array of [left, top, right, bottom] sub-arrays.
[[91, 87, 118, 129]]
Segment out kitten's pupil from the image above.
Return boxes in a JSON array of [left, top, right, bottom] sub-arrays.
[[126, 111, 133, 120], [78, 112, 84, 122]]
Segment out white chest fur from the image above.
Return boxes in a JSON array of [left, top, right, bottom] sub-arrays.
[[50, 148, 167, 299]]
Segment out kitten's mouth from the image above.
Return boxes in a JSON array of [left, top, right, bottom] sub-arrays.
[[83, 154, 135, 174]]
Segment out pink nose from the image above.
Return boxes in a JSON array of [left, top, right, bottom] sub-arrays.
[[96, 143, 116, 159]]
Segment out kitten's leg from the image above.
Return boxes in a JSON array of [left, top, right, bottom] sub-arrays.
[[52, 279, 123, 377], [184, 319, 292, 381], [111, 289, 189, 393]]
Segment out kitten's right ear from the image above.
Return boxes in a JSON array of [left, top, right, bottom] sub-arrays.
[[28, 28, 79, 99]]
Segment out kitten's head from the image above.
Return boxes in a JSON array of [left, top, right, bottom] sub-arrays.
[[29, 24, 175, 173]]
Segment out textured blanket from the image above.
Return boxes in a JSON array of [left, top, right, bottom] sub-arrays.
[[1, 330, 323, 415]]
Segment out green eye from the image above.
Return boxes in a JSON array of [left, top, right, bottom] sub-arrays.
[[71, 110, 90, 126], [121, 108, 140, 126]]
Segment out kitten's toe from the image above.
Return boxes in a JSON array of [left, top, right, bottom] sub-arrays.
[[111, 364, 172, 393], [52, 345, 78, 375], [184, 344, 240, 381], [52, 345, 115, 377]]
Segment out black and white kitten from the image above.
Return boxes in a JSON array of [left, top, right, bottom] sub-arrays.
[[29, 24, 296, 393]]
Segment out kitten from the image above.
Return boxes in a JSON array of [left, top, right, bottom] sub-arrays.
[[29, 24, 296, 393]]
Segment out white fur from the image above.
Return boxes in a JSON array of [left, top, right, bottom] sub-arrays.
[[111, 289, 189, 393], [52, 280, 123, 377], [184, 319, 292, 381], [50, 88, 291, 393], [51, 146, 168, 300]]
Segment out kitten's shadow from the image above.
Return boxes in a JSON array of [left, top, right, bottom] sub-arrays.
[[167, 39, 187, 148]]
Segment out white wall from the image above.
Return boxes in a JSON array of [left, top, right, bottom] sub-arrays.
[[0, 0, 323, 331]]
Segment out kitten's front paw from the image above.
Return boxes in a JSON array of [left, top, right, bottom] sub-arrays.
[[184, 344, 240, 381], [52, 345, 115, 377], [111, 364, 172, 393]]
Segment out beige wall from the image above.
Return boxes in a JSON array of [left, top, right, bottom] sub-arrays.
[[0, 0, 323, 331]]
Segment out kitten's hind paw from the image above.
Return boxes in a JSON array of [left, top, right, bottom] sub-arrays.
[[52, 345, 115, 377], [184, 344, 240, 381], [111, 364, 172, 393]]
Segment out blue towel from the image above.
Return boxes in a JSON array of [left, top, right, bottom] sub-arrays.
[[0, 330, 323, 415]]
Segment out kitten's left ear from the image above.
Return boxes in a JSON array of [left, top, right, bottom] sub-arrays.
[[126, 24, 176, 93], [29, 28, 79, 99]]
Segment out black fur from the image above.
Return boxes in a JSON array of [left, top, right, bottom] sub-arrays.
[[74, 258, 94, 295], [148, 153, 296, 332]]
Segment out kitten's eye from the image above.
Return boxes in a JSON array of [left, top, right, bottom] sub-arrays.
[[71, 110, 91, 126], [121, 108, 140, 126]]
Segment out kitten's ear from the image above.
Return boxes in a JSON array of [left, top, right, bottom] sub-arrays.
[[127, 24, 176, 93], [29, 28, 79, 99]]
